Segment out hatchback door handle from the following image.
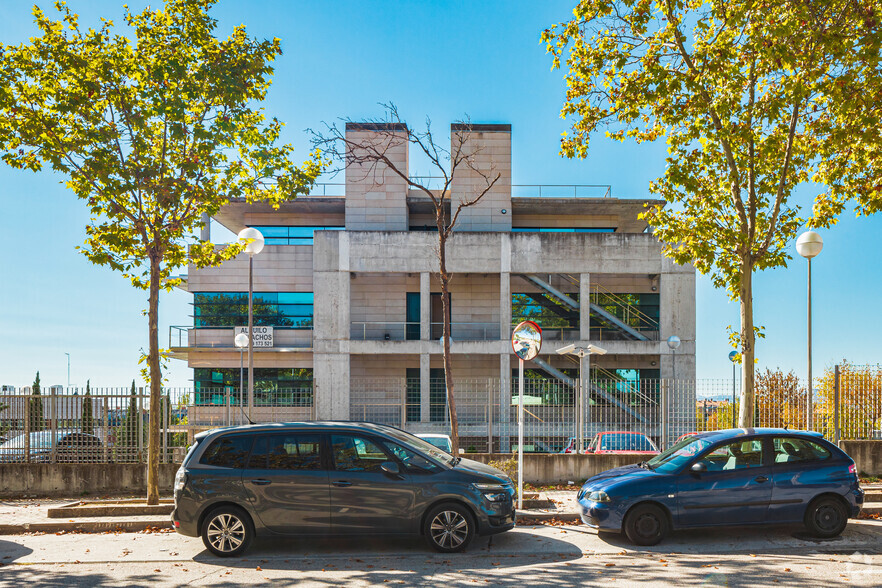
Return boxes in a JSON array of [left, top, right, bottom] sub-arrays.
[[754, 476, 769, 483], [250, 479, 271, 486], [332, 480, 353, 487]]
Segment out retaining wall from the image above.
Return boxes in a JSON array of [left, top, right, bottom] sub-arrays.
[[839, 441, 882, 476], [0, 464, 179, 497]]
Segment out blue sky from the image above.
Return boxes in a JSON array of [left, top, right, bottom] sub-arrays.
[[0, 0, 879, 389]]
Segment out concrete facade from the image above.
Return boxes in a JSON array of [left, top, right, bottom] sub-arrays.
[[175, 120, 696, 450]]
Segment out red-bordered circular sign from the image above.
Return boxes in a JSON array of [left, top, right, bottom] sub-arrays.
[[511, 320, 542, 361]]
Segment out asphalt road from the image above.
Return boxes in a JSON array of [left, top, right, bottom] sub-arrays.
[[1, 520, 881, 587]]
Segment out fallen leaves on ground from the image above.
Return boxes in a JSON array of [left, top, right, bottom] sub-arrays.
[[517, 517, 581, 526]]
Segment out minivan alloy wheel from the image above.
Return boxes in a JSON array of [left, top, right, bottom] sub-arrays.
[[206, 513, 246, 553], [431, 510, 469, 549]]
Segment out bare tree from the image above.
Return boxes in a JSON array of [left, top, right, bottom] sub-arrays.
[[313, 104, 500, 455]]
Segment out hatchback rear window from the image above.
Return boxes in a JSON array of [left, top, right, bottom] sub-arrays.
[[199, 435, 253, 469]]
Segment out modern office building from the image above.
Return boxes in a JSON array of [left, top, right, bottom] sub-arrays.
[[171, 122, 695, 451]]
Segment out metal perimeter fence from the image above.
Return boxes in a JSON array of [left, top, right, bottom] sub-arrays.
[[0, 365, 879, 462]]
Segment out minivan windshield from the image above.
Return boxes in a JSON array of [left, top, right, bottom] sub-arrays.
[[646, 436, 713, 474], [377, 428, 456, 466]]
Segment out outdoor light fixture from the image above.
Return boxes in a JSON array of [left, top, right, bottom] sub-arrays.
[[557, 343, 608, 453], [796, 230, 823, 430], [238, 227, 264, 421]]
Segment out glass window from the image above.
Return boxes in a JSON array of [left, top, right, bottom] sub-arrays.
[[405, 368, 420, 423], [772, 437, 831, 464], [511, 292, 578, 332], [194, 367, 313, 407], [199, 435, 253, 469], [247, 434, 323, 470], [696, 439, 764, 471], [248, 226, 344, 246], [648, 437, 713, 474], [330, 435, 391, 473], [599, 433, 656, 451], [382, 440, 442, 474], [193, 292, 313, 328]]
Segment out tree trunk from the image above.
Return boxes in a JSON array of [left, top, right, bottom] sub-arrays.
[[146, 251, 162, 505], [738, 258, 756, 428], [438, 232, 460, 456]]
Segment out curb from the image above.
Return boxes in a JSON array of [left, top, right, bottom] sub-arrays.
[[0, 519, 173, 535], [516, 511, 581, 523]]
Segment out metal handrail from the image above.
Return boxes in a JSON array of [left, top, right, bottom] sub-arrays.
[[307, 183, 345, 197], [350, 321, 500, 341], [168, 325, 313, 349], [591, 283, 659, 330], [512, 185, 612, 198]]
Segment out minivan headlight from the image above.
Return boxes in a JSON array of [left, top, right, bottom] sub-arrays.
[[473, 483, 509, 502], [587, 490, 611, 503]]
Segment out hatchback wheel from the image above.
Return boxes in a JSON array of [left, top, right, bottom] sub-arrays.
[[424, 503, 474, 553], [624, 503, 668, 546], [201, 506, 254, 557], [805, 496, 847, 538]]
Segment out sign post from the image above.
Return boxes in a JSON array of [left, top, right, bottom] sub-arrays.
[[511, 320, 542, 510]]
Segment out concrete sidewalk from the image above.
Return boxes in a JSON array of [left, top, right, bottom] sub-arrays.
[[0, 497, 173, 535]]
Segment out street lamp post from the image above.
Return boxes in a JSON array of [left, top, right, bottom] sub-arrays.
[[556, 343, 607, 453], [64, 352, 70, 390], [234, 332, 249, 426], [238, 228, 264, 422], [796, 231, 823, 431], [728, 350, 738, 428]]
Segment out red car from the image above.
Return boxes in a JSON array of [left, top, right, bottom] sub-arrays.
[[584, 431, 659, 454]]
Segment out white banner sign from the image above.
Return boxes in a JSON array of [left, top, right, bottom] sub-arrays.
[[235, 326, 274, 348]]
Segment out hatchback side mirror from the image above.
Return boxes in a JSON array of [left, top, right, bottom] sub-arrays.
[[380, 461, 401, 476], [691, 462, 707, 473]]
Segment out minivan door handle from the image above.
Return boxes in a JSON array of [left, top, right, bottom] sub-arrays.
[[332, 480, 353, 487], [754, 476, 769, 483], [250, 479, 271, 486]]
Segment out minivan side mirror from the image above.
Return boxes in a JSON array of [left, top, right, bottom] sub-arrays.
[[691, 462, 707, 474], [458, 448, 465, 455], [380, 461, 401, 476]]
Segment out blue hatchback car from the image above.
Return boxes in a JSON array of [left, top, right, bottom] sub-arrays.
[[578, 428, 864, 545]]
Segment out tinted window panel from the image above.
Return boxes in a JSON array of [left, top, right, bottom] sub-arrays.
[[199, 435, 253, 469], [331, 435, 390, 473], [772, 437, 832, 464]]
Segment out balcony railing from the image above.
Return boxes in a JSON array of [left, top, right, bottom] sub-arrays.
[[169, 326, 313, 349], [350, 322, 500, 342]]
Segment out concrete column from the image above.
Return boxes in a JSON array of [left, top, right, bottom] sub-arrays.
[[314, 354, 349, 420], [500, 271, 511, 341], [420, 272, 431, 341], [420, 353, 431, 423], [449, 124, 512, 232], [499, 353, 511, 452], [580, 273, 591, 340]]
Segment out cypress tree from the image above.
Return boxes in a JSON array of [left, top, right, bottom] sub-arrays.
[[81, 379, 94, 435], [30, 371, 43, 432]]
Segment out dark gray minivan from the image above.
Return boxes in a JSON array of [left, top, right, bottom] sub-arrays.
[[172, 422, 516, 556]]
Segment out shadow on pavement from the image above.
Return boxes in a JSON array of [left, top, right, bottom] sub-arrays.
[[0, 537, 33, 563], [191, 529, 583, 570], [586, 520, 882, 554]]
